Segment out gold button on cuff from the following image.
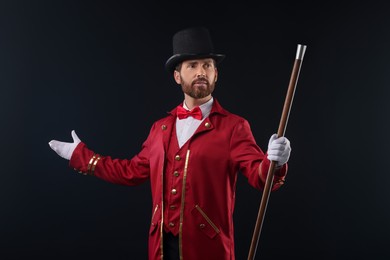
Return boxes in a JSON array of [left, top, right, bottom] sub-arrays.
[[171, 189, 177, 195], [175, 155, 181, 161], [173, 171, 179, 177], [205, 122, 211, 128], [161, 125, 167, 130], [169, 222, 175, 227]]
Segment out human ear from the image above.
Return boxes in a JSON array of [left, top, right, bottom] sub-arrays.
[[174, 70, 181, 84]]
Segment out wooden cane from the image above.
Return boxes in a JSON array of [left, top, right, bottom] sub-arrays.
[[247, 44, 307, 260]]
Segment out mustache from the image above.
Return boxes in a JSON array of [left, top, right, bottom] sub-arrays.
[[192, 79, 209, 85]]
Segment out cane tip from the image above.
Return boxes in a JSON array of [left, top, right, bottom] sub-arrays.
[[296, 44, 307, 60]]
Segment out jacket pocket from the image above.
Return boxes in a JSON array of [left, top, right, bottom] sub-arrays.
[[191, 204, 220, 239], [149, 204, 160, 235]]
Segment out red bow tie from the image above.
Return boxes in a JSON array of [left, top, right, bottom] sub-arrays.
[[176, 105, 203, 120]]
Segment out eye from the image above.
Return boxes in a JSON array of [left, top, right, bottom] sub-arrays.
[[204, 63, 213, 69], [187, 63, 197, 69]]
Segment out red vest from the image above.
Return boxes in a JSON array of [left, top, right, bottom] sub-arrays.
[[163, 124, 190, 235]]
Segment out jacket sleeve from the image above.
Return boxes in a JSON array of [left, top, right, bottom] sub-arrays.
[[258, 155, 288, 191], [68, 130, 153, 186], [230, 118, 287, 191]]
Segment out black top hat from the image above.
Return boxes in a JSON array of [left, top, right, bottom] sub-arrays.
[[165, 27, 225, 73]]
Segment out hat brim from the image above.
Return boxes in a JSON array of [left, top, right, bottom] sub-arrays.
[[165, 53, 225, 74]]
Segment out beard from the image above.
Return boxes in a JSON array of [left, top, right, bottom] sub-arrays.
[[180, 76, 216, 99]]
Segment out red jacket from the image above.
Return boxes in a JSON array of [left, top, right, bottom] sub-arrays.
[[70, 99, 287, 260]]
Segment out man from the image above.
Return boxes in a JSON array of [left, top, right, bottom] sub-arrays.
[[49, 27, 291, 260]]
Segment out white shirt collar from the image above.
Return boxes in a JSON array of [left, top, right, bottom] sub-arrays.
[[182, 97, 213, 120]]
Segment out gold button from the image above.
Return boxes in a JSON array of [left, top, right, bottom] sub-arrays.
[[205, 122, 211, 128], [170, 205, 177, 210], [169, 222, 175, 227], [161, 125, 167, 130], [173, 171, 179, 177], [171, 189, 177, 195], [175, 155, 181, 161], [199, 224, 206, 229]]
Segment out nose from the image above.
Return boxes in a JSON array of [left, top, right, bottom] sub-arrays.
[[196, 67, 206, 78]]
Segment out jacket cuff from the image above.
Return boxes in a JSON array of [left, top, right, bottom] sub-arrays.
[[69, 142, 100, 175], [259, 155, 288, 191]]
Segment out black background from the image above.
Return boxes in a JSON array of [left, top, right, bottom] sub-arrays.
[[1, 1, 389, 259]]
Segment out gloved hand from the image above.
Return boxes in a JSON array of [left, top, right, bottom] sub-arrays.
[[48, 130, 81, 160], [267, 134, 291, 166]]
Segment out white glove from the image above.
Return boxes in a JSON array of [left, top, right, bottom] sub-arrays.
[[48, 130, 81, 160], [267, 133, 291, 166]]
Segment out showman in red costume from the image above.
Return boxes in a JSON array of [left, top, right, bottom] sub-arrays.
[[49, 27, 292, 260]]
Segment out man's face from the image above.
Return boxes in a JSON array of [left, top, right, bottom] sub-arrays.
[[174, 58, 218, 99]]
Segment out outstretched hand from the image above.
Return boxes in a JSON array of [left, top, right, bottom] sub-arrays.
[[267, 134, 291, 166], [49, 130, 81, 160]]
